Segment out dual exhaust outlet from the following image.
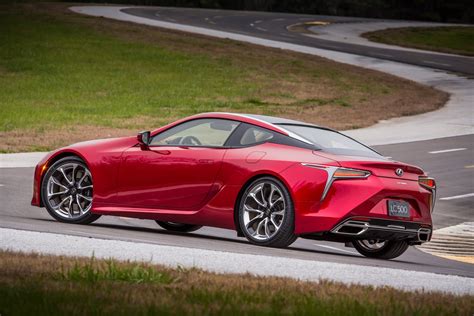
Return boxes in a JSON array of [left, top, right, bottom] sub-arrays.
[[332, 220, 431, 243]]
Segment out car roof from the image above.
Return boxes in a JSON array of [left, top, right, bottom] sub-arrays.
[[243, 114, 319, 127], [196, 112, 323, 145], [151, 112, 325, 146]]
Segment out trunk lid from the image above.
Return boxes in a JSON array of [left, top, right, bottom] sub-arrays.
[[313, 151, 424, 181]]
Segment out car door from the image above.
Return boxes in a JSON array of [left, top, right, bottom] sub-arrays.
[[116, 118, 240, 210]]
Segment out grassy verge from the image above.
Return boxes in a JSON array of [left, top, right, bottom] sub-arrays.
[[0, 251, 472, 315], [0, 3, 447, 152], [363, 26, 474, 56]]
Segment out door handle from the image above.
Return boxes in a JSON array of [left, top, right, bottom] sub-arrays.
[[153, 150, 171, 155]]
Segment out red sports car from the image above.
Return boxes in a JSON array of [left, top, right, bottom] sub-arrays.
[[32, 113, 436, 259]]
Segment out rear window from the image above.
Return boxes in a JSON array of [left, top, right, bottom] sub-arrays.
[[279, 125, 382, 158]]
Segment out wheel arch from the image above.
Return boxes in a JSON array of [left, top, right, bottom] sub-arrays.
[[233, 172, 294, 237], [38, 151, 88, 207]]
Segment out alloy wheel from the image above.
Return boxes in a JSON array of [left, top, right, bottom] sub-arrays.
[[45, 162, 93, 219], [355, 239, 387, 251], [242, 181, 285, 241]]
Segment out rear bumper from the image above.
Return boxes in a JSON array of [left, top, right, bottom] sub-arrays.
[[281, 163, 434, 235], [331, 217, 432, 243], [301, 217, 432, 245]]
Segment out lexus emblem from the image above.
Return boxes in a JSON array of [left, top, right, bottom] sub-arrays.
[[395, 168, 404, 177]]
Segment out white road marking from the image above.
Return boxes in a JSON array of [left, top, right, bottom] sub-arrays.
[[428, 148, 466, 154], [0, 184, 4, 187], [439, 193, 474, 201], [254, 20, 262, 24], [154, 12, 160, 17], [203, 17, 215, 24], [249, 23, 254, 27], [256, 27, 267, 32], [422, 60, 451, 67], [314, 244, 357, 255], [273, 18, 285, 21]]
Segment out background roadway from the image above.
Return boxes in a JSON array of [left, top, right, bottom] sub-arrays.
[[123, 7, 474, 76]]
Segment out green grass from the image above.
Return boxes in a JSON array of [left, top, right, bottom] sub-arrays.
[[1, 251, 473, 315], [60, 257, 174, 284], [363, 26, 474, 56], [0, 6, 255, 132]]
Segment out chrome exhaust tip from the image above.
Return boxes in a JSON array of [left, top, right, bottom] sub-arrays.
[[417, 228, 431, 242], [331, 220, 368, 235]]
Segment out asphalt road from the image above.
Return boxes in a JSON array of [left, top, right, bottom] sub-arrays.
[[123, 7, 474, 76], [1, 136, 472, 277]]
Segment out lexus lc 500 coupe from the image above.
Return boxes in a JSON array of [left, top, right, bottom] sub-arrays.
[[32, 113, 436, 259]]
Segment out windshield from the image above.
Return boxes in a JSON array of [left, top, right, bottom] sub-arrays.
[[279, 124, 382, 158]]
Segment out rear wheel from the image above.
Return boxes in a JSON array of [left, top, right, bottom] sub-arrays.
[[41, 156, 100, 224], [238, 177, 297, 248], [352, 239, 409, 260], [156, 221, 202, 233]]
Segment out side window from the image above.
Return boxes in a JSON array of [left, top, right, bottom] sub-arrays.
[[150, 119, 239, 147], [239, 126, 274, 146]]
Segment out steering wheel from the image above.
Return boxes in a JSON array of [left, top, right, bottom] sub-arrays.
[[180, 135, 202, 146]]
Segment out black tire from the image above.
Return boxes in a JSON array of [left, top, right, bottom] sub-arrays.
[[156, 221, 202, 233], [41, 156, 101, 225], [352, 239, 409, 260], [238, 177, 297, 248]]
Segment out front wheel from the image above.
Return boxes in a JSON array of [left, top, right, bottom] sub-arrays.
[[238, 177, 297, 248], [352, 239, 409, 260], [41, 156, 100, 225], [156, 221, 202, 233]]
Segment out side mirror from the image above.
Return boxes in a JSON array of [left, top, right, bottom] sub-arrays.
[[137, 131, 151, 148]]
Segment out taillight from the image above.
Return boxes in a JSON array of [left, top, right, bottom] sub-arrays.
[[302, 164, 370, 201], [333, 168, 371, 179], [419, 176, 436, 213], [419, 177, 436, 190]]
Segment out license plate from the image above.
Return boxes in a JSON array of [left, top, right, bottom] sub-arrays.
[[387, 200, 410, 218]]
